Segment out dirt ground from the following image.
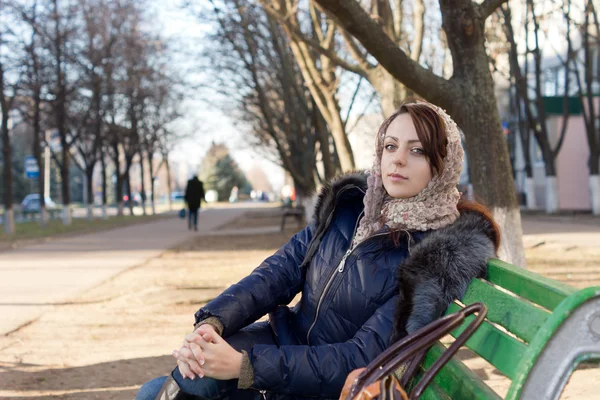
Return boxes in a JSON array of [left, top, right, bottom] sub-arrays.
[[0, 209, 598, 399]]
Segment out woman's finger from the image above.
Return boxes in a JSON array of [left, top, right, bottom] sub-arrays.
[[189, 342, 205, 366], [177, 347, 205, 377], [174, 353, 195, 380]]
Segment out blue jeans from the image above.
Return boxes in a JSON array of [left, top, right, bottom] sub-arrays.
[[136, 322, 276, 400]]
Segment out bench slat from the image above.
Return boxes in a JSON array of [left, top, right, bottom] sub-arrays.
[[418, 342, 502, 400], [461, 279, 550, 343], [447, 303, 527, 380], [486, 259, 576, 310]]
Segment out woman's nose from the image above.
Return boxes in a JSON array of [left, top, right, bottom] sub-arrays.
[[393, 150, 407, 166]]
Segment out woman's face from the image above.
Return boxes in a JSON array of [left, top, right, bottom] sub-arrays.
[[381, 114, 433, 199]]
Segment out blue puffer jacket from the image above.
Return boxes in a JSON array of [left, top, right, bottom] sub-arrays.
[[194, 172, 495, 398], [195, 173, 429, 397]]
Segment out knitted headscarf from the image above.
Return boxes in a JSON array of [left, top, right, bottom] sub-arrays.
[[353, 101, 464, 246]]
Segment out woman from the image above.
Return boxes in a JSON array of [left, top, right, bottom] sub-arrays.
[[137, 100, 499, 400]]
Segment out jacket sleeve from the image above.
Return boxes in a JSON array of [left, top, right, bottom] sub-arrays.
[[194, 223, 314, 337], [247, 295, 397, 397]]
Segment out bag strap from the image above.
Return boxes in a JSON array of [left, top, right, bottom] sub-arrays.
[[348, 302, 487, 400], [409, 303, 486, 398]]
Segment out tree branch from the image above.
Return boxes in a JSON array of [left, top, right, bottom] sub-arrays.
[[259, 0, 367, 77], [312, 0, 457, 108], [480, 0, 510, 20]]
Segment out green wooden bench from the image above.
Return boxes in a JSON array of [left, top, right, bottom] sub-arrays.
[[414, 258, 600, 399]]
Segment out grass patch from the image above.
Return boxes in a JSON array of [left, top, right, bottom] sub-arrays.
[[0, 213, 169, 244]]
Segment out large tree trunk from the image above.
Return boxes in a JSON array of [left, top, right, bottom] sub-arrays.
[[101, 154, 108, 219], [112, 141, 124, 216], [165, 155, 172, 211], [440, 3, 524, 265], [148, 152, 156, 215], [139, 153, 147, 216], [86, 167, 94, 221], [124, 157, 134, 216], [33, 92, 48, 227], [1, 72, 15, 235]]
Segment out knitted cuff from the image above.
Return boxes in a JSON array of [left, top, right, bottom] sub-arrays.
[[193, 316, 224, 336], [237, 350, 255, 389]]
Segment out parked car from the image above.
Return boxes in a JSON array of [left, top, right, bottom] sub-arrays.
[[170, 191, 185, 201], [123, 193, 142, 207], [21, 194, 57, 212]]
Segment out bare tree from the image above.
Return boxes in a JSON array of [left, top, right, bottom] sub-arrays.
[[502, 1, 575, 214], [203, 0, 326, 201], [259, 0, 430, 115], [0, 32, 17, 235]]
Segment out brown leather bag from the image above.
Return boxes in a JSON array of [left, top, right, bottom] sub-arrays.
[[342, 302, 487, 400]]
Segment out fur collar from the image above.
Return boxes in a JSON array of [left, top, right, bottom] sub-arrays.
[[312, 171, 368, 228], [391, 209, 496, 341]]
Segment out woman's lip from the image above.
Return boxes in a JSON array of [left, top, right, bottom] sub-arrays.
[[388, 174, 408, 181]]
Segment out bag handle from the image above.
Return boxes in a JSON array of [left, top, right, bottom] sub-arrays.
[[348, 302, 487, 400]]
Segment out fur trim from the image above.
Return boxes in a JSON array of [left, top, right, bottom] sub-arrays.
[[391, 210, 496, 342], [311, 171, 368, 227]]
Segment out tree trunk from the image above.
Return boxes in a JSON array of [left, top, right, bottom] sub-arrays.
[[86, 167, 94, 221], [101, 154, 108, 219], [165, 155, 172, 211], [437, 2, 526, 266], [112, 141, 124, 216], [124, 157, 134, 216], [1, 80, 14, 235], [139, 153, 147, 216], [148, 152, 156, 215], [33, 95, 47, 227], [590, 175, 600, 216], [312, 98, 336, 180]]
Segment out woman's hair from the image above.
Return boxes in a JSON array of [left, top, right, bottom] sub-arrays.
[[378, 100, 448, 176], [457, 200, 501, 252]]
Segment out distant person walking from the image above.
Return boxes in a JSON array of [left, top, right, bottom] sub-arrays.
[[184, 175, 205, 231]]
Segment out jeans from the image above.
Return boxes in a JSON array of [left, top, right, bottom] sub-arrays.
[[188, 208, 199, 230], [136, 322, 276, 400]]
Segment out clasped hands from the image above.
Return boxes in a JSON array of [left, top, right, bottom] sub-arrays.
[[172, 324, 243, 381]]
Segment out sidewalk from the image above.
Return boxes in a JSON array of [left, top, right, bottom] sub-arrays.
[[0, 208, 247, 336]]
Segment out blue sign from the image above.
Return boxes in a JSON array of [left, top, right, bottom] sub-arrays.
[[25, 156, 39, 179]]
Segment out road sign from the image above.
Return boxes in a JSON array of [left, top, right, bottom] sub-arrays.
[[25, 156, 39, 179]]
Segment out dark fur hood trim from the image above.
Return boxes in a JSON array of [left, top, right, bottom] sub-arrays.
[[312, 171, 368, 228], [391, 210, 496, 342]]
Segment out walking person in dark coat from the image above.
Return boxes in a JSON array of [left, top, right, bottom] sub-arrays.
[[136, 100, 500, 400], [184, 175, 205, 231]]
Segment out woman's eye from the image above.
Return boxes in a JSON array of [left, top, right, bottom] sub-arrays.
[[411, 147, 425, 155], [384, 144, 397, 151]]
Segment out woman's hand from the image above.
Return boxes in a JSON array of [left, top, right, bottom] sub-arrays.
[[185, 326, 243, 380], [172, 324, 215, 379], [173, 340, 205, 379]]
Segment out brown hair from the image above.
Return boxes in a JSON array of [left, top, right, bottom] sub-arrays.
[[378, 100, 448, 176]]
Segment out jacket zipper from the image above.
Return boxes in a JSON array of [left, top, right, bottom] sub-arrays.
[[306, 224, 412, 345]]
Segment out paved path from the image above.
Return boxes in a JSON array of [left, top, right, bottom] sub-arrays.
[[0, 207, 247, 336], [521, 214, 600, 248]]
